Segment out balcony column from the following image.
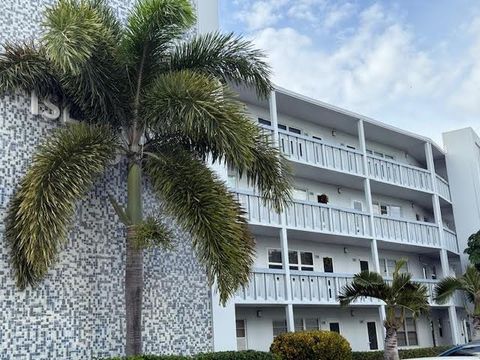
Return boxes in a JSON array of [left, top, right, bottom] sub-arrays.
[[269, 90, 280, 146], [280, 223, 295, 332], [358, 119, 386, 336], [426, 142, 461, 345]]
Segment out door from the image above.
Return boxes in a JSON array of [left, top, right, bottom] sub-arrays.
[[360, 260, 369, 272], [236, 320, 247, 350], [367, 322, 378, 350]]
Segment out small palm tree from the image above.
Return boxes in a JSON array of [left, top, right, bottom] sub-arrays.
[[338, 260, 429, 360], [435, 265, 479, 340], [0, 0, 291, 355]]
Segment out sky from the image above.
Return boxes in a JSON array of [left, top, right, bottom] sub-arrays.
[[220, 0, 480, 145]]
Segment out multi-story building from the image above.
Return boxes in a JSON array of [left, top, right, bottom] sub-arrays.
[[211, 86, 470, 353]]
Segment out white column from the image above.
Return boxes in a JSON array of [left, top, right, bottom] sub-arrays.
[[358, 119, 386, 339], [270, 90, 294, 331], [425, 142, 461, 345], [280, 223, 295, 332]]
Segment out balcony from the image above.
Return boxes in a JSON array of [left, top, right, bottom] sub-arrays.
[[373, 216, 440, 248], [436, 175, 451, 202], [367, 155, 433, 192], [235, 269, 464, 307], [278, 130, 365, 176], [234, 190, 371, 238], [234, 190, 459, 252]]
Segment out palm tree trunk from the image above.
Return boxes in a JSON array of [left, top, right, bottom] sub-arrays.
[[125, 161, 144, 355], [472, 315, 480, 341], [384, 326, 399, 360]]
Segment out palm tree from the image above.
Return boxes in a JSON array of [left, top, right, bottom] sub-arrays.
[[435, 265, 479, 340], [338, 260, 429, 360], [0, 0, 291, 355]]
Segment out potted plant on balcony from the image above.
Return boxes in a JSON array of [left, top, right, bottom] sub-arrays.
[[318, 194, 329, 204]]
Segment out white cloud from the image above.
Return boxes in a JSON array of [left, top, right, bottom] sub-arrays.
[[322, 2, 355, 30], [235, 0, 288, 31]]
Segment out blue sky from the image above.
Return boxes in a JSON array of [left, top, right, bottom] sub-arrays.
[[220, 0, 480, 144]]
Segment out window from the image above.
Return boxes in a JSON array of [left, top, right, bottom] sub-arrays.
[[227, 175, 237, 189], [380, 258, 408, 276], [268, 249, 283, 269], [300, 252, 314, 271], [360, 260, 369, 272], [323, 257, 334, 273], [438, 318, 443, 337], [385, 154, 395, 160], [278, 123, 287, 130], [353, 200, 363, 211], [373, 202, 402, 218], [268, 249, 314, 271], [273, 320, 287, 337], [312, 136, 322, 141], [398, 318, 418, 346], [329, 322, 340, 333], [305, 318, 320, 330], [292, 188, 308, 201], [288, 127, 301, 134], [258, 118, 271, 126], [294, 319, 304, 332]]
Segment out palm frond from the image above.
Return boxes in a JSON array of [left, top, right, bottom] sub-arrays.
[[143, 70, 291, 210], [121, 0, 195, 88], [5, 123, 118, 289], [338, 271, 389, 306], [144, 147, 255, 304], [42, 0, 127, 124], [434, 276, 464, 304], [390, 272, 413, 296], [168, 32, 272, 98], [131, 216, 173, 250], [0, 42, 62, 98], [396, 283, 429, 317]]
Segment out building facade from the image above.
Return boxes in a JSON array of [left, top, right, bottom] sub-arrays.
[[211, 86, 470, 352]]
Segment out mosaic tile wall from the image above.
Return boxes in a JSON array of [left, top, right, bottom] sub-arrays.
[[0, 0, 213, 359]]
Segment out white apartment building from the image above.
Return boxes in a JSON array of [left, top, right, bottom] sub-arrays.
[[211, 86, 470, 353]]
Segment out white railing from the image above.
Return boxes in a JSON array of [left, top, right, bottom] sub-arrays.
[[367, 155, 433, 192], [290, 271, 381, 305], [374, 216, 440, 248], [285, 200, 371, 237], [234, 191, 281, 226], [236, 269, 287, 303], [436, 175, 451, 202], [443, 228, 459, 253], [236, 270, 465, 306], [278, 130, 364, 176]]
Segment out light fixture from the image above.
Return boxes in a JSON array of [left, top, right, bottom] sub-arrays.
[[344, 247, 348, 254], [350, 310, 355, 317], [337, 186, 342, 194], [256, 310, 262, 318], [332, 129, 337, 137]]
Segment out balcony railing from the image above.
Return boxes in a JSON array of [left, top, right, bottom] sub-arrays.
[[278, 130, 365, 176], [367, 155, 433, 192], [236, 269, 287, 303], [285, 199, 371, 237], [443, 228, 459, 253], [236, 269, 464, 307], [374, 216, 440, 248], [234, 191, 281, 226], [235, 191, 459, 252], [436, 175, 451, 202]]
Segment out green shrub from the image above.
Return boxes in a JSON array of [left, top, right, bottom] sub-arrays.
[[352, 345, 452, 360], [102, 351, 277, 360], [196, 351, 278, 359], [270, 330, 352, 360]]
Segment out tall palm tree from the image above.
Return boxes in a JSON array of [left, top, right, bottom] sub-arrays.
[[338, 260, 429, 360], [435, 265, 478, 340], [0, 0, 291, 355]]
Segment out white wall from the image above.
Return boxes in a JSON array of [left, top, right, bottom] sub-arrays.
[[443, 127, 480, 267]]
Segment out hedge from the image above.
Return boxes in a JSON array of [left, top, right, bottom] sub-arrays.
[[270, 330, 352, 360], [352, 345, 452, 360], [103, 351, 278, 360]]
